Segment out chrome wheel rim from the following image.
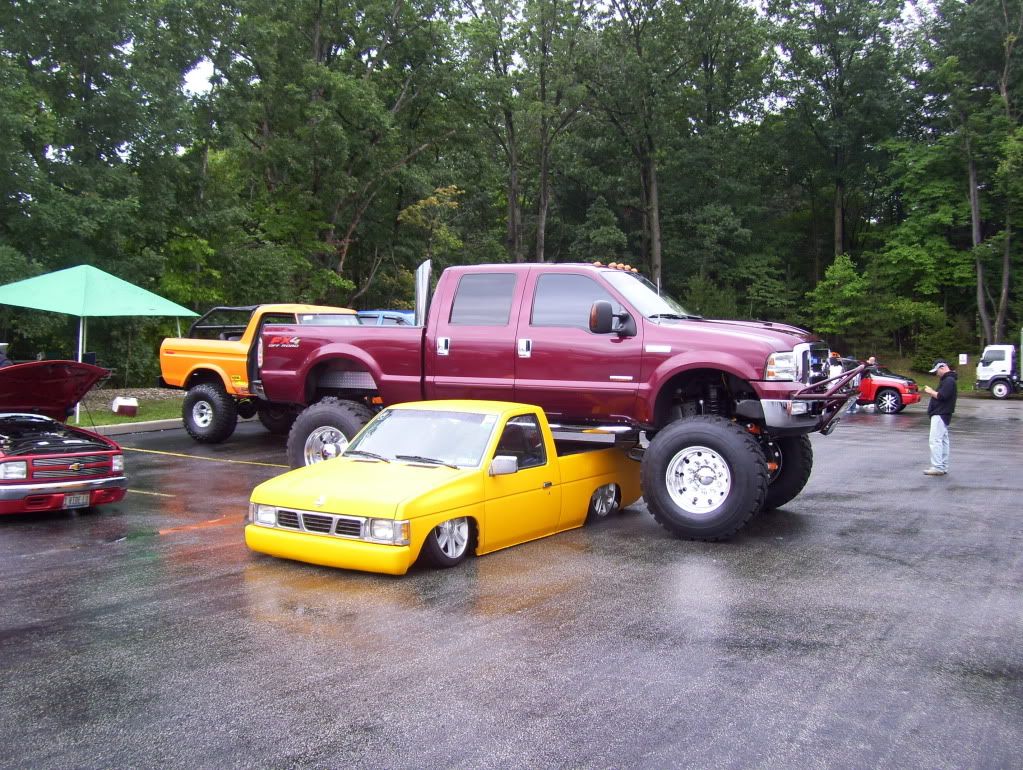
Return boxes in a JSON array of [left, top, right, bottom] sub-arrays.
[[666, 445, 731, 515], [192, 401, 213, 428], [590, 484, 618, 517], [303, 426, 349, 465], [435, 518, 469, 558], [878, 393, 898, 413]]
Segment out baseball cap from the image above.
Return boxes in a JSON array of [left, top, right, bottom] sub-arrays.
[[928, 360, 949, 373]]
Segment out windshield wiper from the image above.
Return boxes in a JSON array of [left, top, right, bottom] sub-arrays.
[[395, 454, 459, 469], [649, 312, 702, 321], [345, 449, 390, 462]]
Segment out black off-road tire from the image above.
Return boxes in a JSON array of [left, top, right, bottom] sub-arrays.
[[641, 416, 768, 541], [182, 383, 238, 444], [762, 435, 814, 511], [257, 403, 299, 435], [286, 398, 374, 468]]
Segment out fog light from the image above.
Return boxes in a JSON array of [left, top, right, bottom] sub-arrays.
[[788, 401, 809, 416]]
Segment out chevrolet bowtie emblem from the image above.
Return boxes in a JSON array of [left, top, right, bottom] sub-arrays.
[[69, 462, 83, 471]]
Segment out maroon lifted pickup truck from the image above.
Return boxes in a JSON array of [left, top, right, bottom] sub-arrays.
[[186, 261, 858, 539]]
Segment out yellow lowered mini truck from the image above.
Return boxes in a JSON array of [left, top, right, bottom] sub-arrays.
[[245, 400, 642, 575]]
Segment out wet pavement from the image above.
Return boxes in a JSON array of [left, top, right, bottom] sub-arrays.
[[1, 399, 1021, 769]]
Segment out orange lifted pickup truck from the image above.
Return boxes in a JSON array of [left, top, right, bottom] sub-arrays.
[[159, 304, 359, 443]]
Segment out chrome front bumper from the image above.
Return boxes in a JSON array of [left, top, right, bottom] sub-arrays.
[[0, 475, 128, 501]]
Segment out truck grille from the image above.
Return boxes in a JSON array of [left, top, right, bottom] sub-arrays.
[[273, 508, 365, 538], [31, 455, 112, 480]]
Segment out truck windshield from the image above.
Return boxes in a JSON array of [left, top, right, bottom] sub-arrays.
[[601, 270, 700, 320], [346, 409, 497, 468]]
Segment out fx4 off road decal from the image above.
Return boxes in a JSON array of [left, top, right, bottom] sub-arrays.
[[268, 336, 301, 348]]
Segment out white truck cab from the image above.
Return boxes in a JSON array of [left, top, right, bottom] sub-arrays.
[[975, 333, 1021, 399]]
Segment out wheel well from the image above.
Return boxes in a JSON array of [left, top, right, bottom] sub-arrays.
[[186, 368, 227, 390], [653, 368, 759, 429], [413, 516, 480, 562], [305, 358, 378, 403]]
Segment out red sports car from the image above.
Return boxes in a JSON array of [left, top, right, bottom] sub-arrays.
[[842, 359, 922, 414], [0, 361, 127, 514]]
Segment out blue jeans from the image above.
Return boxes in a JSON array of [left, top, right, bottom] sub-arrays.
[[929, 415, 950, 472]]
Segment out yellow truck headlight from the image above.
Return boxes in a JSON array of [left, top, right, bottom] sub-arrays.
[[367, 518, 410, 545], [0, 461, 27, 480], [765, 351, 798, 381], [250, 503, 277, 526]]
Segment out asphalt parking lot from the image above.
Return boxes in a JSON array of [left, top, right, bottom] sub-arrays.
[[1, 398, 1021, 769]]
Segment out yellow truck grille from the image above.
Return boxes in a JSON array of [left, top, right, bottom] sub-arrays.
[[275, 508, 364, 538]]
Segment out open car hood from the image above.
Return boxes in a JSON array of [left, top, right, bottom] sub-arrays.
[[0, 360, 109, 421]]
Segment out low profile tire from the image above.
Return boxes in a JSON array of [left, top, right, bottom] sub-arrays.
[[641, 416, 768, 541], [182, 383, 238, 443], [257, 403, 299, 435], [421, 517, 475, 568], [586, 483, 621, 523], [875, 389, 902, 414], [991, 381, 1011, 399], [286, 398, 374, 468], [762, 435, 813, 511]]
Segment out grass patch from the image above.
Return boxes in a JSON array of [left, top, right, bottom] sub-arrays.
[[868, 354, 976, 396], [74, 396, 185, 427]]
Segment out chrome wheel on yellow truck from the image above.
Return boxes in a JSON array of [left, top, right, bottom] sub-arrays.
[[421, 517, 474, 567], [586, 483, 621, 522], [641, 416, 768, 540]]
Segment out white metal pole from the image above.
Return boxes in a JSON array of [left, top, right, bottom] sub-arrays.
[[75, 317, 84, 423]]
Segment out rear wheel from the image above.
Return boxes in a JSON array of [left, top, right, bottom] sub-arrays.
[[762, 435, 813, 511], [875, 389, 902, 414], [641, 416, 767, 541], [182, 383, 238, 444], [257, 403, 299, 435], [286, 398, 374, 467], [586, 483, 620, 522], [991, 380, 1011, 399], [421, 517, 474, 568]]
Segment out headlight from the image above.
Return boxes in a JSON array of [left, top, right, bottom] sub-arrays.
[[111, 454, 124, 473], [367, 518, 410, 545], [765, 351, 798, 381], [250, 503, 277, 526], [0, 461, 27, 480]]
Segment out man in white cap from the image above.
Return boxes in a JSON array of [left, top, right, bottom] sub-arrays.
[[922, 360, 957, 475]]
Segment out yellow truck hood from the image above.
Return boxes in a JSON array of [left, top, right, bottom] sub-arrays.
[[251, 457, 483, 519]]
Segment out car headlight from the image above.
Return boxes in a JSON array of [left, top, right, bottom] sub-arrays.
[[765, 351, 798, 381], [366, 518, 410, 545], [111, 454, 124, 473], [250, 503, 277, 526], [0, 461, 27, 480]]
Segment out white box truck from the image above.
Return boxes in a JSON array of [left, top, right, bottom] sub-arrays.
[[975, 330, 1022, 399]]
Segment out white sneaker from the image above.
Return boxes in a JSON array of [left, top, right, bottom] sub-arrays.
[[923, 468, 946, 476]]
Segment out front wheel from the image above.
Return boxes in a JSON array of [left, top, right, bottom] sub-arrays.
[[420, 517, 475, 568], [875, 389, 902, 414], [762, 435, 813, 511], [991, 381, 1012, 399], [182, 383, 238, 444], [641, 416, 768, 541], [286, 398, 374, 467]]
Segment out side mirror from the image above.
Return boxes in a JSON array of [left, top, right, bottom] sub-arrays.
[[589, 301, 614, 334], [489, 455, 518, 476]]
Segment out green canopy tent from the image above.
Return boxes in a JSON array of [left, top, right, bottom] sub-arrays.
[[0, 265, 198, 420]]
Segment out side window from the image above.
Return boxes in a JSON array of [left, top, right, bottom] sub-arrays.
[[989, 350, 1005, 361], [495, 415, 547, 470], [531, 274, 618, 329], [449, 273, 517, 326]]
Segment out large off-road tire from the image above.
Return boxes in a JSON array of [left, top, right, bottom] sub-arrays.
[[762, 435, 814, 511], [875, 389, 902, 414], [182, 383, 238, 444], [991, 380, 1012, 399], [286, 398, 374, 468], [420, 517, 475, 568], [641, 416, 768, 541], [257, 403, 299, 435]]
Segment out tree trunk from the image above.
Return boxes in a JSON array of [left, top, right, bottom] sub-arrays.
[[505, 109, 524, 262], [536, 139, 550, 263], [967, 149, 992, 345], [833, 177, 844, 257], [646, 148, 662, 288]]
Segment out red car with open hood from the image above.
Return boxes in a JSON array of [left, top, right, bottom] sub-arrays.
[[0, 361, 127, 514]]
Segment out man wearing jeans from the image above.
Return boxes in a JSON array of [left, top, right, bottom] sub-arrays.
[[922, 360, 957, 476]]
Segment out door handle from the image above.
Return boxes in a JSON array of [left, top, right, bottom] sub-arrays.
[[518, 338, 532, 358], [437, 336, 450, 356], [542, 481, 552, 488]]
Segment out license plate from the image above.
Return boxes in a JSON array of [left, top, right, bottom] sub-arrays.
[[63, 493, 90, 509]]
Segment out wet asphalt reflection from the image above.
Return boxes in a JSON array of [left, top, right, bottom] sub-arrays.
[[1, 400, 1021, 769]]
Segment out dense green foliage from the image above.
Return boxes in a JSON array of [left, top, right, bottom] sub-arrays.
[[1, 0, 1020, 383]]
